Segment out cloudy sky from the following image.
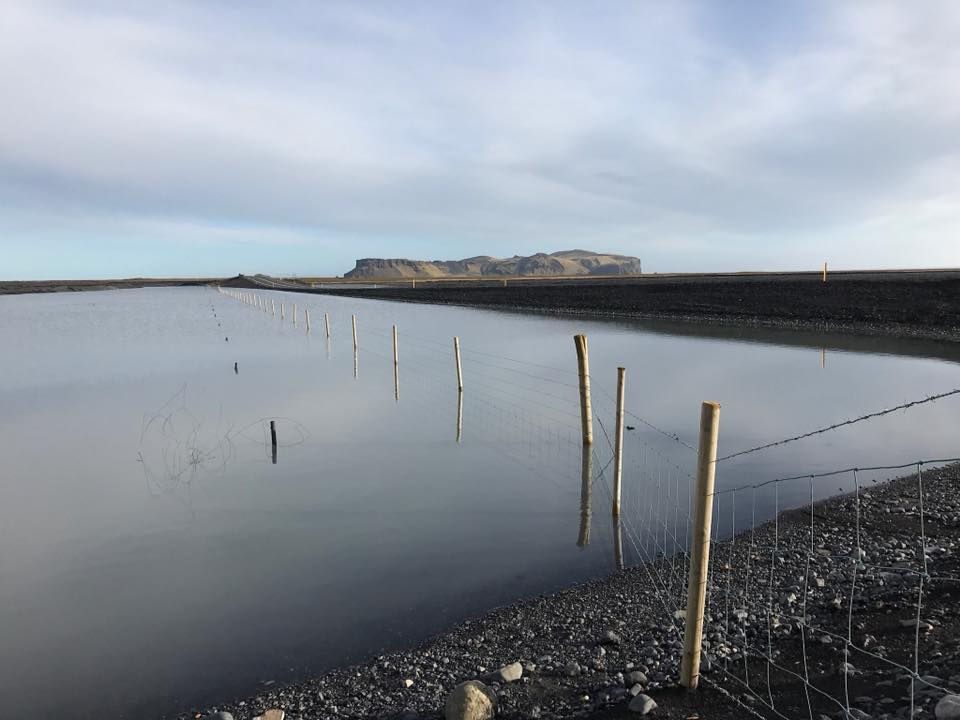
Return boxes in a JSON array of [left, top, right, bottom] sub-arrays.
[[1, 1, 958, 278]]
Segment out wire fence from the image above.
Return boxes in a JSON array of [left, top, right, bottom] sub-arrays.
[[216, 285, 960, 719]]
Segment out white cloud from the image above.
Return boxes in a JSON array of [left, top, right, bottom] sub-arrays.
[[0, 0, 958, 275]]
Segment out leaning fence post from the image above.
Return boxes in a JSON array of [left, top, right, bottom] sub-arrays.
[[305, 309, 311, 332], [574, 335, 593, 445], [613, 366, 626, 516], [352, 314, 358, 353], [680, 401, 722, 690], [324, 312, 331, 339], [454, 336, 463, 391]]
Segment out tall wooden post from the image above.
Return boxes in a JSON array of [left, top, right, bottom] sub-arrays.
[[305, 309, 311, 332], [822, 262, 828, 282], [680, 401, 722, 690], [453, 336, 463, 391], [324, 312, 331, 339], [352, 315, 358, 353], [613, 367, 626, 516], [574, 335, 593, 445]]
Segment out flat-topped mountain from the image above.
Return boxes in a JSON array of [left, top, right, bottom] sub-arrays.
[[344, 250, 641, 279]]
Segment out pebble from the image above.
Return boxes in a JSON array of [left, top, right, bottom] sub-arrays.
[[497, 662, 523, 683], [628, 693, 658, 714], [445, 681, 495, 720], [937, 695, 960, 720]]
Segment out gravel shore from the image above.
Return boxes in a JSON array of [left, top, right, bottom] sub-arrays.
[[177, 463, 960, 720]]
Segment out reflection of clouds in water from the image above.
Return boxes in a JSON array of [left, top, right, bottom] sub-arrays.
[[136, 385, 310, 511]]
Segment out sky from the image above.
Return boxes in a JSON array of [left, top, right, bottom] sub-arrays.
[[1, 1, 959, 279]]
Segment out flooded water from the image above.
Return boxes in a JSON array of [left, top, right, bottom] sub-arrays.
[[1, 287, 958, 719]]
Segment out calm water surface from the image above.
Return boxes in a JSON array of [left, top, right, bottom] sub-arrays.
[[1, 287, 957, 718]]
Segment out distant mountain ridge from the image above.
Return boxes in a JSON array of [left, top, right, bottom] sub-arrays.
[[344, 250, 641, 279]]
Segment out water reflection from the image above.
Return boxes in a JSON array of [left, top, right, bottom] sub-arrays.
[[578, 444, 592, 547], [3, 287, 960, 720]]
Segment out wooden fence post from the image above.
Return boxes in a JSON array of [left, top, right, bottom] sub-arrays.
[[270, 420, 278, 465], [324, 312, 331, 339], [574, 335, 593, 445], [305, 309, 311, 332], [454, 336, 463, 391], [293, 304, 298, 325], [613, 367, 626, 516], [352, 315, 358, 353], [680, 401, 722, 690], [822, 262, 828, 282]]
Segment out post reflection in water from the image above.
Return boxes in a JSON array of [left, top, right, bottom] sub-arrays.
[[353, 347, 359, 379], [456, 390, 463, 443], [612, 514, 624, 571], [326, 335, 331, 360], [577, 444, 592, 548]]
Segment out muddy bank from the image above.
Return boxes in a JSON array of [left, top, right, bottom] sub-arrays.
[[176, 463, 960, 720], [310, 273, 960, 342]]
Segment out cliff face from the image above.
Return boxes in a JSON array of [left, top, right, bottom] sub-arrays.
[[345, 251, 641, 279]]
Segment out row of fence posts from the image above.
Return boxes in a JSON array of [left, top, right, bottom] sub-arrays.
[[219, 286, 720, 691], [571, 333, 721, 690]]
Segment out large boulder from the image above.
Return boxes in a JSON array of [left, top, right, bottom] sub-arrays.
[[445, 680, 495, 720]]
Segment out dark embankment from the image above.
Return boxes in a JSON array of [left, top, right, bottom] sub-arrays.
[[309, 270, 960, 342]]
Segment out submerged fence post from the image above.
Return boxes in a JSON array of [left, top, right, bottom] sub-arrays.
[[680, 401, 722, 690], [352, 314, 358, 353], [293, 304, 298, 325], [613, 366, 626, 517], [454, 336, 463, 391], [393, 324, 399, 401], [281, 302, 285, 320], [270, 420, 278, 465], [305, 309, 311, 332], [324, 312, 331, 339], [574, 334, 593, 445]]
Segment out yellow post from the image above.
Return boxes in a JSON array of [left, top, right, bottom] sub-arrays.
[[613, 367, 626, 516], [680, 401, 722, 690], [574, 335, 593, 445]]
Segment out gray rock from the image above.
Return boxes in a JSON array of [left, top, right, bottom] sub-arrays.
[[626, 670, 648, 686], [204, 714, 234, 720], [497, 662, 523, 683], [445, 680, 495, 720], [937, 695, 960, 720], [599, 630, 622, 645], [564, 661, 581, 677], [628, 683, 643, 697], [629, 693, 657, 714]]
